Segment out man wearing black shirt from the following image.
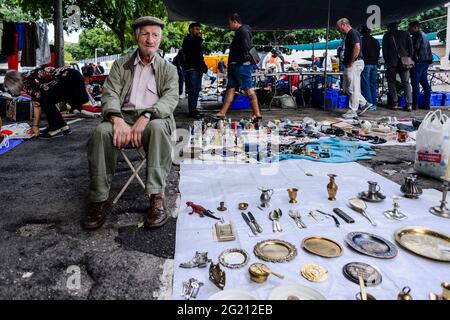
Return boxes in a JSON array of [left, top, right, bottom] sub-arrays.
[[360, 26, 380, 108], [382, 22, 413, 111], [214, 13, 261, 120], [409, 21, 433, 110], [182, 22, 207, 119], [336, 18, 372, 119]]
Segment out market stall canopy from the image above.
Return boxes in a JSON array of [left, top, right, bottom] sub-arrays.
[[283, 32, 439, 51], [163, 0, 448, 30]]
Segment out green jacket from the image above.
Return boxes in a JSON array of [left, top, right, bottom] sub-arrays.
[[101, 50, 178, 129]]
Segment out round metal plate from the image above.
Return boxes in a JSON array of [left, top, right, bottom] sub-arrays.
[[302, 236, 343, 258], [345, 232, 398, 259], [219, 248, 250, 269], [395, 227, 450, 262], [343, 262, 382, 287], [253, 239, 297, 263], [301, 263, 328, 282]]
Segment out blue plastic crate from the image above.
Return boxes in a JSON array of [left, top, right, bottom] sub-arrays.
[[430, 92, 444, 107], [311, 89, 340, 108], [230, 95, 251, 110], [325, 89, 339, 108], [418, 92, 445, 108], [442, 92, 450, 106], [338, 95, 349, 109], [432, 91, 450, 106]]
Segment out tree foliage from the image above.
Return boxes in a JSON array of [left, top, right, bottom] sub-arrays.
[[10, 1, 450, 59], [0, 0, 32, 22], [65, 26, 121, 60]]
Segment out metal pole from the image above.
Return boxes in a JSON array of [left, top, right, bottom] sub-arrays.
[[445, 3, 450, 68], [322, 0, 331, 109], [54, 0, 64, 67]]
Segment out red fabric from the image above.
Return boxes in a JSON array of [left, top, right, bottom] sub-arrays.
[[50, 52, 56, 67], [91, 75, 108, 83], [281, 74, 300, 87], [7, 33, 19, 70], [82, 105, 101, 113]]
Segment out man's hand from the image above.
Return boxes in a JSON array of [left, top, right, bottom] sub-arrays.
[[130, 116, 150, 148], [112, 116, 132, 148]]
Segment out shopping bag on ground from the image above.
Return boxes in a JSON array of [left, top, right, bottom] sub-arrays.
[[414, 110, 450, 179]]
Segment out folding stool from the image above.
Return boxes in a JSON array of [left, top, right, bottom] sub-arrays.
[[113, 146, 146, 204]]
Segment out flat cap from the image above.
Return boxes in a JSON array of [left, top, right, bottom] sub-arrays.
[[132, 16, 165, 30]]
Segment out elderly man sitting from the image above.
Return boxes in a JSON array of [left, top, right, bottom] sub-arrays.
[[82, 16, 178, 230]]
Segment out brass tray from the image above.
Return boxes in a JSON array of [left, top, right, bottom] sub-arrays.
[[254, 239, 297, 263], [302, 237, 343, 258], [395, 227, 450, 262]]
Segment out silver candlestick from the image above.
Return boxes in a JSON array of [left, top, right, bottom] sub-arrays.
[[429, 177, 450, 219], [384, 196, 407, 221]]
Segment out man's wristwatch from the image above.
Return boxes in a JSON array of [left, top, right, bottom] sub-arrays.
[[142, 112, 152, 120]]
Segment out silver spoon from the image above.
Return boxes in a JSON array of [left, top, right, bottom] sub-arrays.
[[274, 208, 283, 232], [348, 198, 377, 226], [269, 211, 278, 233], [269, 210, 282, 232]]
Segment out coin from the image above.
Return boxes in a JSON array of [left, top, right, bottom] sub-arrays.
[[301, 263, 328, 282]]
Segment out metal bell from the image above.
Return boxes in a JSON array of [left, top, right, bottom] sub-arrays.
[[398, 286, 413, 300]]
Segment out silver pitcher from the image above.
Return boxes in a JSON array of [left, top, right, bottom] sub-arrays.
[[366, 181, 385, 201], [259, 188, 274, 209], [401, 174, 422, 199]]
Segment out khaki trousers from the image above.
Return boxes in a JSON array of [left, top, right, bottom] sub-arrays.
[[87, 111, 174, 203], [343, 60, 367, 111]]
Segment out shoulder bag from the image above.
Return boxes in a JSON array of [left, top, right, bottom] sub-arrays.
[[392, 33, 415, 70]]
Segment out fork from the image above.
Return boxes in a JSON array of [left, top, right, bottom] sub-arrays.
[[289, 210, 306, 229]]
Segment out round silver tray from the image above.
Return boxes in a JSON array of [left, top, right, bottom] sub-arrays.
[[345, 232, 398, 259], [219, 248, 250, 269], [343, 262, 382, 287]]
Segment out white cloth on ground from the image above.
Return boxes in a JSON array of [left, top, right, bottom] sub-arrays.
[[173, 160, 449, 300]]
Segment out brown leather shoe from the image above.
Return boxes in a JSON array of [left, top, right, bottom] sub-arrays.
[[145, 193, 169, 229], [81, 200, 112, 230]]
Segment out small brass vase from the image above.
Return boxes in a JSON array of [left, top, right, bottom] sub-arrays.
[[327, 174, 338, 201], [287, 188, 299, 204]]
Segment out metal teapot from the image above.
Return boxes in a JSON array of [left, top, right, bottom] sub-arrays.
[[401, 174, 422, 199]]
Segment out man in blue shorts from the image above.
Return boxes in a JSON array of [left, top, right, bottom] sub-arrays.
[[214, 13, 261, 120]]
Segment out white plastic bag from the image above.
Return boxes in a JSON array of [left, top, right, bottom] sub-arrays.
[[414, 110, 450, 179]]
